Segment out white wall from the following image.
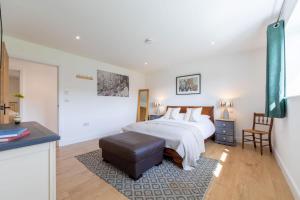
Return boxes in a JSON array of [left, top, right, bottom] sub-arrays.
[[10, 58, 58, 133], [4, 36, 145, 146], [272, 1, 300, 199], [273, 96, 300, 199], [286, 0, 300, 97], [146, 50, 266, 141]]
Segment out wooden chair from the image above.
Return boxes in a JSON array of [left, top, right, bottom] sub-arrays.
[[242, 113, 274, 155]]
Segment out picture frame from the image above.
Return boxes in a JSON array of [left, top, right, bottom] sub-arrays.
[[176, 74, 201, 95], [97, 70, 129, 97]]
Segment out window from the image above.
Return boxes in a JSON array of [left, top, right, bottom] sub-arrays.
[[286, 2, 300, 97]]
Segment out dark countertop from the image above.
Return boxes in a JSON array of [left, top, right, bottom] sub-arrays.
[[0, 121, 60, 152]]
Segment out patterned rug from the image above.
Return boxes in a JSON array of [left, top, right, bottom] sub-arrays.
[[76, 149, 218, 200]]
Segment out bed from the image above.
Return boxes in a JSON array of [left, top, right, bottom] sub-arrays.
[[123, 106, 215, 170]]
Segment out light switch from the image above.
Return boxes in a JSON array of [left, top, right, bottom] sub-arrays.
[[64, 90, 69, 95]]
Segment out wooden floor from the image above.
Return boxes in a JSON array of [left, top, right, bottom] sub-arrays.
[[57, 139, 294, 200]]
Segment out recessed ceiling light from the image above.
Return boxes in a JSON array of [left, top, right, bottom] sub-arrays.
[[144, 38, 152, 44], [144, 62, 148, 65], [211, 41, 215, 45], [75, 35, 80, 40]]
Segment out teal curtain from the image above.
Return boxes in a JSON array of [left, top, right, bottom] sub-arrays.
[[265, 20, 286, 118]]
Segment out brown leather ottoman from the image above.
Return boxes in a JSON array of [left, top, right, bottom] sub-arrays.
[[99, 132, 165, 180]]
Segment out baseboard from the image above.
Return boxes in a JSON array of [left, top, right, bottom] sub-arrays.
[[59, 130, 121, 147], [273, 148, 300, 200]]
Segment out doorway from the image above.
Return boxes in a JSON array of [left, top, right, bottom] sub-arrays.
[[8, 69, 21, 116], [8, 58, 59, 133]]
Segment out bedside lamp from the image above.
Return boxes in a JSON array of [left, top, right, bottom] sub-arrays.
[[153, 101, 162, 115], [220, 100, 233, 119]]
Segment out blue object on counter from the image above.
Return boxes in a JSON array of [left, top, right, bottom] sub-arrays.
[[0, 128, 28, 138]]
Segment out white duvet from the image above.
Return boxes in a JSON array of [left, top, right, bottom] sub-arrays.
[[123, 118, 215, 170]]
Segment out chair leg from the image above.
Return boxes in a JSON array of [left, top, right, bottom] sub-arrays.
[[242, 130, 245, 149], [269, 133, 273, 153], [260, 134, 263, 156], [252, 133, 256, 149]]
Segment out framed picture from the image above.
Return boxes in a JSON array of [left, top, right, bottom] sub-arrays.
[[97, 70, 129, 97], [176, 74, 201, 95]]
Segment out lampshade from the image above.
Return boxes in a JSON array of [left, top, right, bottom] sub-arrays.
[[220, 100, 233, 108], [153, 101, 161, 107], [153, 101, 163, 115], [220, 99, 233, 119], [226, 101, 233, 107]]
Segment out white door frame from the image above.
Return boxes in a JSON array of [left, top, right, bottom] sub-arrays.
[[9, 57, 60, 138], [8, 68, 24, 118]]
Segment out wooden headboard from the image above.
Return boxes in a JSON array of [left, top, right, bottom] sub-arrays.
[[166, 106, 214, 122]]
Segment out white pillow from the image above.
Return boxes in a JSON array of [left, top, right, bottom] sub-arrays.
[[190, 108, 203, 122], [185, 108, 203, 122], [200, 115, 210, 119], [196, 115, 211, 122], [162, 108, 181, 120], [169, 108, 181, 120], [177, 113, 185, 120], [162, 108, 172, 119], [184, 108, 192, 121]]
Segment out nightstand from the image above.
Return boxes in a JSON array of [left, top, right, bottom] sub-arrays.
[[148, 114, 163, 120], [215, 119, 236, 146]]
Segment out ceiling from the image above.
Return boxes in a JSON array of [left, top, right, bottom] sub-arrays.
[[1, 0, 283, 72]]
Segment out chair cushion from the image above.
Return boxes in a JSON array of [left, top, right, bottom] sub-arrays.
[[99, 132, 165, 162], [243, 129, 268, 134]]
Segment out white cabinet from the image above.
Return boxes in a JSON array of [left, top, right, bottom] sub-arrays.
[[0, 142, 56, 200]]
